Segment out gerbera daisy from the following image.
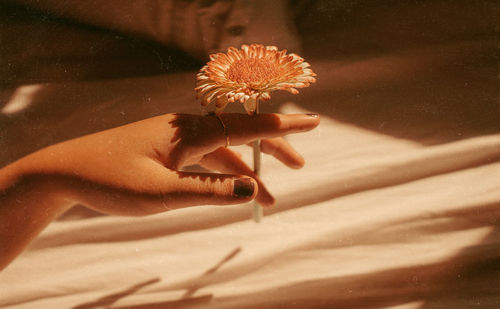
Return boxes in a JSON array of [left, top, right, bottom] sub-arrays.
[[195, 44, 316, 115]]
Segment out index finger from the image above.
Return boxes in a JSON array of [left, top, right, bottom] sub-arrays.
[[219, 113, 320, 147]]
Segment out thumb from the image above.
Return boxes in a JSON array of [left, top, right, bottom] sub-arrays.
[[168, 172, 258, 207]]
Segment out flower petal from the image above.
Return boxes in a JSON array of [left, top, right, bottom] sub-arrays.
[[243, 96, 257, 115]]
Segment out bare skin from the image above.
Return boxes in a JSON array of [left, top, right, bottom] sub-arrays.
[[0, 112, 320, 270]]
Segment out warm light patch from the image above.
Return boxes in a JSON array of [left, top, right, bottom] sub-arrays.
[[1, 84, 43, 115]]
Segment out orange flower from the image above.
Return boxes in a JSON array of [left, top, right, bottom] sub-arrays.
[[195, 44, 316, 115]]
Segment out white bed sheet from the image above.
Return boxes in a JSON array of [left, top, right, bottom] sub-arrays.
[[1, 39, 499, 308]]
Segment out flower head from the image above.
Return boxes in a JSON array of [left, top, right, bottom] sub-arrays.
[[196, 44, 316, 115]]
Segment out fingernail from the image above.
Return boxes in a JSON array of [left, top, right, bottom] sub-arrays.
[[306, 113, 319, 118], [233, 178, 255, 197]]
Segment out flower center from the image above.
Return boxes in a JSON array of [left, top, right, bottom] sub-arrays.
[[227, 58, 280, 85]]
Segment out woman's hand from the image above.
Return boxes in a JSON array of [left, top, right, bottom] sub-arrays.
[[0, 112, 319, 269], [8, 113, 319, 215]]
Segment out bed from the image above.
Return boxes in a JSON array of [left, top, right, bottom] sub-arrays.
[[1, 1, 499, 308]]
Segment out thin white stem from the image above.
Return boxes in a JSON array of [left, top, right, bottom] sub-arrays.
[[252, 100, 263, 222]]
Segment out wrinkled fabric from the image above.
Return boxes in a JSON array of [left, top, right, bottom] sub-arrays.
[[5, 0, 300, 60], [1, 1, 499, 308]]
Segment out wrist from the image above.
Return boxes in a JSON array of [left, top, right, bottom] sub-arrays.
[[1, 153, 71, 201], [0, 164, 74, 270]]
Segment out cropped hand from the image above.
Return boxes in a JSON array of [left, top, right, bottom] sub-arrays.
[[9, 113, 320, 216], [0, 112, 319, 268]]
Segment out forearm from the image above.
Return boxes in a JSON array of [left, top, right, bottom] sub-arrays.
[[0, 163, 72, 270]]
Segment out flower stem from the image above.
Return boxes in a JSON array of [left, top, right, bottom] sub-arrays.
[[252, 139, 262, 222], [252, 101, 263, 222]]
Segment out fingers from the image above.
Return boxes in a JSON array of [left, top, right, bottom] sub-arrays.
[[77, 172, 258, 215], [199, 147, 275, 207], [259, 138, 305, 169], [220, 113, 320, 147], [168, 171, 258, 207], [166, 113, 319, 168], [68, 159, 258, 216]]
